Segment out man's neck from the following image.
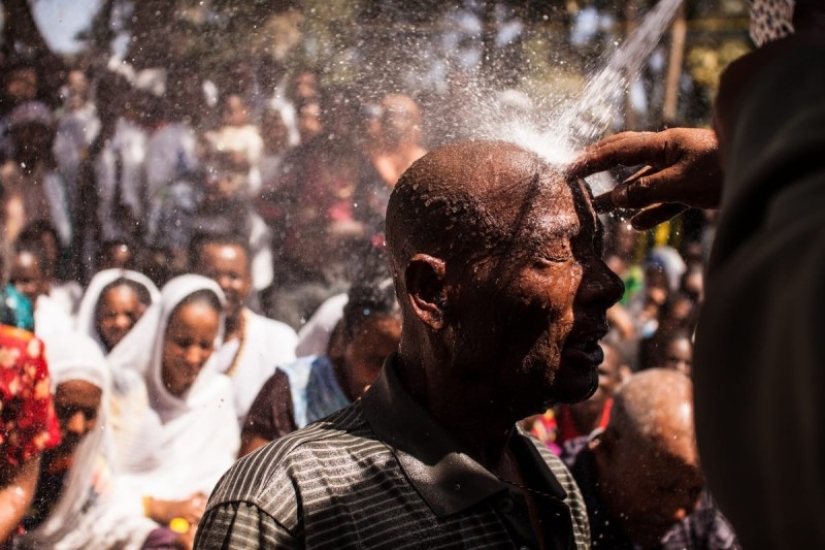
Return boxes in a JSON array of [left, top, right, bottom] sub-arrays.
[[396, 353, 515, 471]]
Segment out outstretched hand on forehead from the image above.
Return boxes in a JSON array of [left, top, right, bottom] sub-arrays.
[[566, 128, 723, 231]]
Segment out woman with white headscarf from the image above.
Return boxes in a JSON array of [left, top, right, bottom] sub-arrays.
[[74, 269, 163, 477], [111, 274, 240, 528], [14, 334, 157, 549], [75, 268, 161, 356]]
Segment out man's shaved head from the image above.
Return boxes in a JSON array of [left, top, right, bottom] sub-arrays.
[[608, 368, 695, 448], [386, 141, 576, 290], [385, 140, 623, 418], [595, 369, 703, 547]]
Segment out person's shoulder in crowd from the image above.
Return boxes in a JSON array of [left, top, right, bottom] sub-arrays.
[[248, 308, 299, 345]]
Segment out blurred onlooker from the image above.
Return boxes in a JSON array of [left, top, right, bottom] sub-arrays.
[[240, 256, 400, 457], [10, 241, 75, 342], [258, 106, 292, 189], [564, 369, 740, 549], [205, 93, 264, 193], [1, 102, 72, 248], [189, 232, 297, 425], [257, 86, 367, 329], [17, 221, 82, 315], [53, 68, 101, 213], [15, 335, 159, 549], [295, 97, 323, 144], [0, 325, 61, 544], [91, 71, 148, 250], [359, 94, 427, 234], [95, 239, 136, 271], [0, 61, 41, 159]]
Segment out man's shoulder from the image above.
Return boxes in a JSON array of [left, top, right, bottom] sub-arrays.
[[207, 402, 374, 507], [520, 430, 592, 544]]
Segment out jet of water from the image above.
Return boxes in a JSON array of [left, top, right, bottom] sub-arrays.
[[473, 0, 684, 174]]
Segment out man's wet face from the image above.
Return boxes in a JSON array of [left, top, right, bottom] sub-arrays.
[[454, 174, 623, 416]]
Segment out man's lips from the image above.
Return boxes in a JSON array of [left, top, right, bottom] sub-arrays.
[[562, 322, 609, 364]]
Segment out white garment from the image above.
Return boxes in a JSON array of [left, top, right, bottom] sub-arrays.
[[34, 294, 76, 347], [295, 293, 348, 356], [110, 275, 239, 503], [144, 123, 197, 242], [94, 118, 147, 241], [204, 124, 264, 193], [53, 102, 101, 208], [15, 334, 156, 550], [213, 308, 297, 424], [49, 281, 83, 319]]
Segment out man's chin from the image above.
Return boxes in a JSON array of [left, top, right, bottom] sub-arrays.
[[552, 365, 599, 404]]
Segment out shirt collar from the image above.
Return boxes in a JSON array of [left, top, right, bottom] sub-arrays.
[[361, 353, 567, 518]]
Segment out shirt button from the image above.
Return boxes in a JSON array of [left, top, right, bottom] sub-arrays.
[[498, 497, 515, 513]]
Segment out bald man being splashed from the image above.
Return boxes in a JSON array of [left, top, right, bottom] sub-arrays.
[[196, 141, 624, 549]]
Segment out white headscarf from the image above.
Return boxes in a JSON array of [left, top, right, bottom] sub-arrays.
[[110, 275, 239, 501], [75, 268, 161, 356], [17, 334, 156, 549], [109, 274, 226, 423]]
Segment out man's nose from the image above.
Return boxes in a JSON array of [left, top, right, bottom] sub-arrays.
[[115, 313, 131, 329], [579, 259, 625, 307], [67, 411, 93, 436]]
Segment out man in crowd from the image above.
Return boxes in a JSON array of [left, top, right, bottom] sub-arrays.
[[189, 232, 297, 425], [564, 369, 740, 549], [196, 140, 624, 548]]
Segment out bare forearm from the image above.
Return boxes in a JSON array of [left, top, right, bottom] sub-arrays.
[[0, 457, 40, 542]]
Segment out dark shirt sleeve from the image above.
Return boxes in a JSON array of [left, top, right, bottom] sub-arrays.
[[242, 369, 298, 442], [194, 501, 299, 549]]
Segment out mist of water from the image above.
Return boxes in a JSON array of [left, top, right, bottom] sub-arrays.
[[469, 0, 684, 184]]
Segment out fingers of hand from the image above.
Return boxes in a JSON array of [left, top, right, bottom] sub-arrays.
[[630, 203, 688, 231], [566, 132, 660, 178]]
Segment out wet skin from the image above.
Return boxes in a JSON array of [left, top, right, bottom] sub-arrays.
[[161, 301, 221, 397], [447, 171, 624, 417]]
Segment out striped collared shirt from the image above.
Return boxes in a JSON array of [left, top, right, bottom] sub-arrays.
[[195, 356, 590, 549]]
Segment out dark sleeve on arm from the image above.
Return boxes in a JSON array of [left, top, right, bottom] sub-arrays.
[[242, 369, 298, 442], [194, 501, 299, 549]]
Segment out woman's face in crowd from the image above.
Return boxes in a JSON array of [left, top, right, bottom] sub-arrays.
[[341, 315, 402, 401], [161, 301, 220, 397], [96, 285, 148, 351], [54, 380, 102, 455]]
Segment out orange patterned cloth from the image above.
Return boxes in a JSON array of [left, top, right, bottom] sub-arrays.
[[0, 325, 61, 466]]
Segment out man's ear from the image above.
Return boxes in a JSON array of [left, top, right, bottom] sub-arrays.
[[405, 254, 448, 331]]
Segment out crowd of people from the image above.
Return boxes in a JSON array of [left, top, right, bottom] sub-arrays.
[[0, 47, 728, 550], [3, 0, 822, 546]]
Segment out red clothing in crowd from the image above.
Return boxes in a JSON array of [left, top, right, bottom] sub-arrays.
[[0, 325, 61, 467]]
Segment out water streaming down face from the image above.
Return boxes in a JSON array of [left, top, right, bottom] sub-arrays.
[[465, 0, 685, 192]]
